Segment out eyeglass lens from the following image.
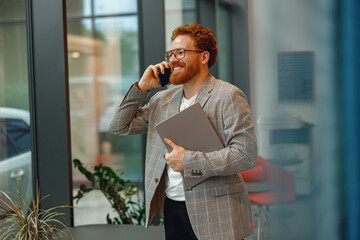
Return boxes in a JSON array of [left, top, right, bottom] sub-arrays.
[[165, 49, 185, 62]]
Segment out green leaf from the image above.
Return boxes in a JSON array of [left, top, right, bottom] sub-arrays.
[[114, 217, 121, 224], [73, 159, 81, 166], [85, 172, 94, 182], [106, 214, 112, 224]]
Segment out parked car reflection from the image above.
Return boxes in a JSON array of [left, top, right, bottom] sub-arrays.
[[0, 107, 32, 210]]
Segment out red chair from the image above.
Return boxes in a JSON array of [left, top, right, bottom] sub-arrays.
[[241, 156, 296, 240], [241, 161, 267, 182]]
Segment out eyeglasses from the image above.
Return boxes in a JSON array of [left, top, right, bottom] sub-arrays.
[[164, 48, 204, 62]]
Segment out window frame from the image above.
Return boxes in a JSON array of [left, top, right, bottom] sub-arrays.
[[26, 0, 73, 226]]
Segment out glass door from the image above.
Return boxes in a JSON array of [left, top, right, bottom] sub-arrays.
[[66, 0, 142, 226], [0, 0, 33, 212]]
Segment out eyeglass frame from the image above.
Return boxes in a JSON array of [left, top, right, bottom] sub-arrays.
[[164, 48, 204, 62]]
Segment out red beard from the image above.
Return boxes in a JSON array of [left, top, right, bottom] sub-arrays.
[[170, 62, 201, 85]]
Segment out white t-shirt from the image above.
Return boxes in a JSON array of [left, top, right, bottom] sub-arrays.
[[165, 93, 197, 201]]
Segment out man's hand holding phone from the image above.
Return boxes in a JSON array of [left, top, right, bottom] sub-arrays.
[[138, 61, 171, 91]]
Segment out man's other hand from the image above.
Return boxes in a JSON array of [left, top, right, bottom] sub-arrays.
[[164, 138, 185, 172]]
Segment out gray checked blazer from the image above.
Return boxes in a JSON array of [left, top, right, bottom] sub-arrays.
[[109, 74, 257, 240]]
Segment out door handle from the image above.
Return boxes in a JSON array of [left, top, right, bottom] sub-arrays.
[[10, 169, 25, 180]]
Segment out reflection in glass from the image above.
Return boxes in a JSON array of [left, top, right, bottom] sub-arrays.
[[67, 19, 98, 175], [94, 0, 137, 16], [0, 24, 29, 109], [67, 7, 141, 226], [0, 119, 31, 159], [94, 16, 139, 92], [249, 1, 340, 239], [0, 0, 33, 215], [95, 16, 141, 182], [216, 3, 231, 82], [164, 0, 197, 49], [0, 0, 26, 21], [66, 0, 92, 18]]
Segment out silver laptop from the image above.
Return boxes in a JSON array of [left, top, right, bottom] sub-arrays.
[[155, 103, 224, 188]]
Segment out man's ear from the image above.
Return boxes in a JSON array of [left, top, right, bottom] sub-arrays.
[[201, 51, 210, 65]]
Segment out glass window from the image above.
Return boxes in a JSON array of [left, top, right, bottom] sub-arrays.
[[66, 0, 92, 18], [0, 119, 31, 159], [164, 0, 197, 50], [94, 16, 139, 94], [0, 0, 33, 214], [0, 0, 26, 21], [0, 23, 29, 109], [66, 0, 142, 226], [94, 0, 137, 16], [249, 0, 340, 239], [216, 2, 231, 82]]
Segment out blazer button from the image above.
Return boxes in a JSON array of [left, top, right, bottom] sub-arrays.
[[154, 178, 159, 183]]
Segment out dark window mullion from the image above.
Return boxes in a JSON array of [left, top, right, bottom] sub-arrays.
[[25, 0, 73, 226]]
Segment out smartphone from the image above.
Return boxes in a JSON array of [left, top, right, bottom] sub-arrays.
[[158, 67, 171, 87]]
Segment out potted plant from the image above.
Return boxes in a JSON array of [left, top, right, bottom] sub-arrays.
[[73, 159, 146, 225], [0, 183, 72, 240]]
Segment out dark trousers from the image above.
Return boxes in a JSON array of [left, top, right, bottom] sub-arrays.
[[164, 197, 198, 240], [163, 197, 244, 240]]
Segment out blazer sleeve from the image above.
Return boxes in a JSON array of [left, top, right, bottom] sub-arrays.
[[182, 87, 258, 179], [108, 83, 151, 136]]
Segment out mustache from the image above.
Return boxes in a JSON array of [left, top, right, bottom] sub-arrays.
[[171, 63, 185, 69]]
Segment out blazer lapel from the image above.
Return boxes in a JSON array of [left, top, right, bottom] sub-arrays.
[[166, 87, 183, 118], [195, 74, 215, 108], [166, 74, 215, 118]]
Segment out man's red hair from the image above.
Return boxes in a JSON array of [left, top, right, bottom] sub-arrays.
[[171, 23, 218, 68]]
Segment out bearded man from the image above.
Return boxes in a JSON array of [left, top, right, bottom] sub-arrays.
[[109, 23, 257, 240]]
